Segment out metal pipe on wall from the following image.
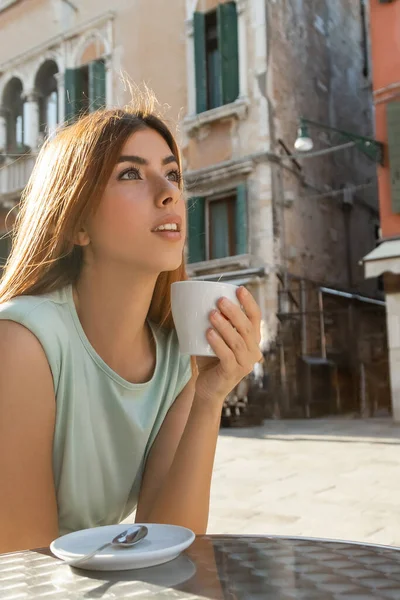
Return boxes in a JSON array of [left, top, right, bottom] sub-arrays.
[[300, 279, 307, 356], [318, 289, 327, 359]]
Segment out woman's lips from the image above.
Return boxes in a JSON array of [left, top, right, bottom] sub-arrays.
[[152, 230, 182, 241]]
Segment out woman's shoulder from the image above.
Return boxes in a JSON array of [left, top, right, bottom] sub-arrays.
[[0, 288, 68, 331], [0, 288, 71, 386]]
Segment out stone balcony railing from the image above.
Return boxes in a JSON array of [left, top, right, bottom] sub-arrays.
[[0, 153, 37, 201]]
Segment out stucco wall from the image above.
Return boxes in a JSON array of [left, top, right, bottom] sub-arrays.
[[0, 0, 187, 125]]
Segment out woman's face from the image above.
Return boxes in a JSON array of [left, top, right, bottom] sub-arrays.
[[84, 128, 186, 275]]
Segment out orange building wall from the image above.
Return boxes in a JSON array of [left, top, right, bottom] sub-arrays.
[[370, 0, 400, 238]]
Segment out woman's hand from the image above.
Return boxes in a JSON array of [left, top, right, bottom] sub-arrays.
[[194, 286, 263, 405]]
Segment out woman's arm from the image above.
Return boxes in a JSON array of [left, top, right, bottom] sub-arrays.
[[135, 376, 196, 523], [136, 287, 261, 534], [0, 321, 58, 553], [136, 385, 221, 534], [135, 375, 221, 533]]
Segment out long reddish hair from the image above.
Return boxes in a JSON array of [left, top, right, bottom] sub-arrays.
[[0, 102, 187, 329]]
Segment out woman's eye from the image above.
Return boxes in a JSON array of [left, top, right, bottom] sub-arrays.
[[119, 168, 141, 181], [167, 169, 182, 184]]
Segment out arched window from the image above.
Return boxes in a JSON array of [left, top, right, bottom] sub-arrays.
[[65, 38, 106, 121], [35, 60, 59, 138], [2, 77, 25, 152]]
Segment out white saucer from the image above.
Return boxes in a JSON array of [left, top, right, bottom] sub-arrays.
[[50, 523, 196, 571]]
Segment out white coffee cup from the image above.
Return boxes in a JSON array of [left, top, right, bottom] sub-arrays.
[[171, 280, 240, 356]]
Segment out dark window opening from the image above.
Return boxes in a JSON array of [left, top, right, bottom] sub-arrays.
[[0, 232, 12, 267], [35, 60, 59, 139], [3, 77, 25, 153], [205, 10, 222, 110], [208, 194, 237, 260], [79, 65, 90, 115]]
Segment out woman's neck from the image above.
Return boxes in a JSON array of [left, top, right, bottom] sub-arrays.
[[73, 264, 158, 383]]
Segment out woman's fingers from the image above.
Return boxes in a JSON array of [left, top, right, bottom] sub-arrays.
[[209, 310, 252, 370], [197, 289, 264, 403], [206, 328, 237, 374], [237, 287, 262, 344], [217, 292, 262, 354], [216, 298, 252, 348]]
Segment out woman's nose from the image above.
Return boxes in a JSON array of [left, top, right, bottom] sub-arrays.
[[160, 195, 174, 207], [155, 179, 181, 207]]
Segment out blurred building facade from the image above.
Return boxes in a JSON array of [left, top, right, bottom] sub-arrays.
[[364, 0, 400, 421], [183, 0, 388, 419], [0, 0, 388, 419], [0, 0, 187, 257]]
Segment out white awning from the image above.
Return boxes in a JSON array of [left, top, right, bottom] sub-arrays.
[[363, 240, 400, 278]]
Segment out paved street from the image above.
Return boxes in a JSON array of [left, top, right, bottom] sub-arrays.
[[207, 418, 400, 547]]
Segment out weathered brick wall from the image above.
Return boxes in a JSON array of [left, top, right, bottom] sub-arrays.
[[267, 0, 379, 296]]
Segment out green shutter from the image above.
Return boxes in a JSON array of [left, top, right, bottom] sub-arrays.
[[218, 1, 239, 105], [235, 183, 248, 255], [194, 12, 207, 114], [387, 102, 400, 213], [89, 59, 106, 112], [64, 68, 83, 122], [0, 233, 11, 267], [187, 196, 206, 263]]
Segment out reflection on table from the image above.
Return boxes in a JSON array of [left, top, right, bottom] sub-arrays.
[[1, 535, 400, 599]]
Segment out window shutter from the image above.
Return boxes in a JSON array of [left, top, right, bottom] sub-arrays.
[[187, 196, 206, 263], [193, 12, 207, 114], [64, 68, 83, 122], [218, 1, 239, 105], [89, 59, 106, 112], [386, 102, 400, 214], [0, 233, 11, 267], [235, 183, 248, 255]]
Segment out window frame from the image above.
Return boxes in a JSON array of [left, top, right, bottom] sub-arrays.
[[192, 2, 240, 115], [185, 167, 250, 268]]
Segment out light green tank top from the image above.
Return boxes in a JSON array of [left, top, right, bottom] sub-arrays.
[[0, 285, 192, 535]]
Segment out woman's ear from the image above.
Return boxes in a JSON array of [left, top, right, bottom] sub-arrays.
[[74, 228, 90, 247]]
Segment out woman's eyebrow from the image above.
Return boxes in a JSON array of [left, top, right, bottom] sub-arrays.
[[116, 154, 178, 166], [162, 155, 178, 166]]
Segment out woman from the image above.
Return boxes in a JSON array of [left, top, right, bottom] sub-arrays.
[[0, 99, 262, 553]]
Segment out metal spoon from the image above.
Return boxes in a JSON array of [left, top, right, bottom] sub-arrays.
[[67, 525, 148, 566]]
